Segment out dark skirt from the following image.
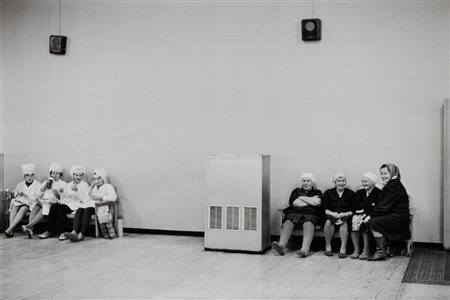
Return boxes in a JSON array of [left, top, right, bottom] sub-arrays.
[[283, 212, 321, 227], [369, 213, 410, 241]]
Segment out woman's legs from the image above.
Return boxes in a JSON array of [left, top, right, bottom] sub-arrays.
[[272, 220, 294, 255], [70, 207, 94, 240], [72, 208, 84, 234], [79, 207, 94, 236], [350, 231, 361, 258], [299, 221, 315, 256], [368, 229, 387, 261], [25, 206, 44, 229], [360, 232, 371, 259], [278, 220, 294, 247], [5, 206, 29, 235], [338, 222, 349, 257], [323, 219, 334, 254], [54, 204, 73, 235]]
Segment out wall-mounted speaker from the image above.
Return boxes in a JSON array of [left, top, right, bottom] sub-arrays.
[[302, 19, 321, 41], [49, 35, 67, 54]]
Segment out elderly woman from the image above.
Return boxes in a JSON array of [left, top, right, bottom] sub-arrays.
[[349, 172, 381, 260], [4, 163, 41, 238], [272, 173, 322, 258], [364, 163, 410, 261], [21, 163, 67, 238], [322, 172, 355, 258], [38, 165, 89, 240]]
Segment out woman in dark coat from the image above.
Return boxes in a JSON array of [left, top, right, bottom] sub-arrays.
[[322, 172, 355, 258], [350, 172, 381, 260], [363, 163, 410, 261], [272, 173, 322, 258]]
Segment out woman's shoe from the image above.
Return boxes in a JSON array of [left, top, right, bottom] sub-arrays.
[[359, 252, 369, 260], [25, 228, 33, 239], [350, 252, 359, 259], [339, 253, 347, 259], [58, 233, 68, 241], [65, 232, 78, 241], [324, 250, 333, 256], [271, 242, 286, 256], [298, 249, 308, 258], [4, 231, 14, 238], [38, 231, 50, 239]]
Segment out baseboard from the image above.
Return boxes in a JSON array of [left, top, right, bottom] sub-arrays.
[[204, 247, 270, 255], [413, 242, 444, 249], [124, 227, 204, 237]]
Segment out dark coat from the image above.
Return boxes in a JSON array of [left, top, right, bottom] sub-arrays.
[[369, 178, 410, 241], [352, 187, 381, 215], [322, 187, 355, 213]]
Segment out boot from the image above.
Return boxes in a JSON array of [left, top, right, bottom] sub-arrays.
[[368, 236, 388, 261]]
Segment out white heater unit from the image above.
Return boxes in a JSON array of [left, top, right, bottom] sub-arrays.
[[444, 99, 450, 249], [205, 154, 270, 253]]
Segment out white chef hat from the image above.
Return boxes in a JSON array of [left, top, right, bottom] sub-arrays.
[[300, 172, 317, 188], [49, 162, 63, 173], [21, 163, 35, 175], [93, 167, 108, 184], [70, 165, 86, 176]]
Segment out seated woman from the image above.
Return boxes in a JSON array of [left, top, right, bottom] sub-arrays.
[[89, 168, 117, 239], [38, 165, 89, 240], [322, 172, 355, 258], [363, 163, 410, 261], [4, 163, 41, 238], [350, 172, 381, 260], [272, 173, 322, 258], [21, 162, 67, 238]]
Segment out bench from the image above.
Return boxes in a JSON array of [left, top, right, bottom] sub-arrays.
[[3, 194, 118, 238], [277, 207, 415, 256], [277, 208, 339, 238]]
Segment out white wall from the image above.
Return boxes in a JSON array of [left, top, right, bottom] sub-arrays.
[[1, 0, 449, 242]]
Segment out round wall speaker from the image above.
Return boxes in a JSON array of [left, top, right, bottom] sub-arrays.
[[49, 35, 67, 55], [301, 19, 321, 41]]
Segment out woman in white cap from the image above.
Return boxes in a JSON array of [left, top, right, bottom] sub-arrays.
[[363, 163, 410, 261], [38, 165, 89, 240], [349, 172, 381, 260], [4, 163, 41, 238], [66, 168, 117, 241], [272, 172, 322, 258], [322, 172, 355, 258], [21, 162, 67, 238]]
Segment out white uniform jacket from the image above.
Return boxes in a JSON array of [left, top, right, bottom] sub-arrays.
[[90, 183, 117, 223], [59, 180, 90, 211], [37, 179, 67, 215], [10, 180, 42, 211]]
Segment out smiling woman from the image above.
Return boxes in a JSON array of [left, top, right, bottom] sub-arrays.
[[272, 172, 323, 258], [364, 163, 410, 261]]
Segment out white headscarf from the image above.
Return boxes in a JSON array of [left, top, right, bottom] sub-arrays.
[[300, 172, 317, 189], [362, 172, 382, 189], [331, 171, 346, 184]]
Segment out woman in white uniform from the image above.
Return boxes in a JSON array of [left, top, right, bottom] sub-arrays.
[[4, 163, 41, 238], [38, 165, 89, 240], [21, 163, 67, 238]]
